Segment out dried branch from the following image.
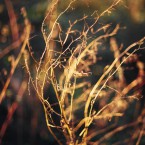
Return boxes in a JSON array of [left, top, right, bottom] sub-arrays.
[[0, 8, 31, 103]]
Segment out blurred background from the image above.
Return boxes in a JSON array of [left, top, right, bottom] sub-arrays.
[[0, 0, 145, 145]]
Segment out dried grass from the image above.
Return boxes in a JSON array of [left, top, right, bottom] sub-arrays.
[[23, 0, 145, 144]]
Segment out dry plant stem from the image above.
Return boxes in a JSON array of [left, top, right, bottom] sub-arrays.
[[76, 113, 122, 136], [65, 85, 91, 117], [0, 80, 27, 144], [88, 0, 122, 33], [43, 104, 63, 145], [86, 124, 116, 141], [41, 0, 59, 43], [85, 37, 145, 118], [26, 39, 38, 64], [45, 0, 76, 48], [94, 121, 139, 145], [112, 136, 136, 145], [35, 0, 59, 94], [0, 8, 31, 103], [16, 80, 28, 102], [28, 0, 145, 144], [102, 58, 144, 123], [106, 85, 123, 97], [122, 58, 145, 96], [24, 54, 60, 120], [34, 4, 78, 138], [88, 36, 145, 110], [84, 46, 144, 143], [25, 54, 63, 144], [24, 59, 60, 126], [108, 47, 145, 98], [62, 15, 87, 46], [136, 121, 145, 145], [43, 35, 84, 143], [0, 38, 24, 59], [82, 37, 145, 141], [58, 2, 123, 141], [110, 38, 124, 85], [61, 25, 120, 135], [69, 77, 76, 122], [43, 1, 86, 143], [0, 102, 17, 144], [58, 1, 141, 143], [37, 0, 76, 77], [82, 25, 120, 140], [5, 0, 19, 41]]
